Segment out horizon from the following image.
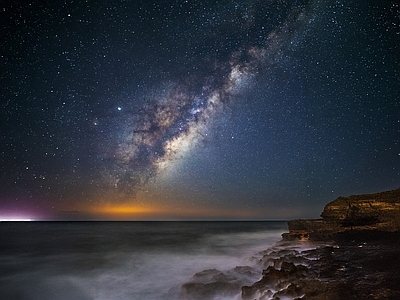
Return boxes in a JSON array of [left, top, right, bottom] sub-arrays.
[[0, 219, 290, 222]]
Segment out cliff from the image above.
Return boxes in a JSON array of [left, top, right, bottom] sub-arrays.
[[241, 188, 400, 299], [283, 187, 400, 240]]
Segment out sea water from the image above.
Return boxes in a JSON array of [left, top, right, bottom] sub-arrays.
[[0, 221, 287, 300]]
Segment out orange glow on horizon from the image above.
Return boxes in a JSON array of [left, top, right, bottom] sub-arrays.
[[90, 204, 159, 219], [99, 205, 154, 214], [74, 194, 282, 220], [80, 202, 270, 220]]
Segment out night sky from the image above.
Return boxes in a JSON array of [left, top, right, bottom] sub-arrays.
[[1, 0, 399, 220]]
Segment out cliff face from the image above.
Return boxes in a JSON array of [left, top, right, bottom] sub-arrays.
[[245, 188, 400, 300], [284, 187, 400, 240]]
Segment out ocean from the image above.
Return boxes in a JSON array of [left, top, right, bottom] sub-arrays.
[[0, 221, 287, 300]]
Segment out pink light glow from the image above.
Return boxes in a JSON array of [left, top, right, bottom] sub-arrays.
[[0, 213, 34, 221], [0, 218, 32, 221], [0, 206, 49, 221]]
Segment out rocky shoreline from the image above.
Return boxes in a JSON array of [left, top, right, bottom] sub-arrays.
[[181, 188, 400, 299], [241, 231, 400, 300]]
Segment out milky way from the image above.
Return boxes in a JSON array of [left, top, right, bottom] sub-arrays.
[[100, 3, 315, 195], [2, 0, 398, 219]]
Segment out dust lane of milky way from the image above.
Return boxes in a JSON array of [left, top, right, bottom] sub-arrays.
[[99, 5, 312, 195]]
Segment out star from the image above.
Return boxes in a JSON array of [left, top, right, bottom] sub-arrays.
[[0, 0, 398, 220]]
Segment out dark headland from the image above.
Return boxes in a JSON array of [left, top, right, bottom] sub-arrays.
[[243, 187, 400, 300]]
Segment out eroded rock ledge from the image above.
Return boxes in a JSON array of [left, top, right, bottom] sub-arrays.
[[283, 187, 400, 241]]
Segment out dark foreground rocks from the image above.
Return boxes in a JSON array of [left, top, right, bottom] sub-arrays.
[[181, 188, 400, 299], [181, 232, 400, 300], [180, 266, 260, 299], [242, 231, 400, 300], [249, 187, 400, 300]]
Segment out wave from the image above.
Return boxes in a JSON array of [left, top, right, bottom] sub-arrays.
[[0, 222, 286, 300]]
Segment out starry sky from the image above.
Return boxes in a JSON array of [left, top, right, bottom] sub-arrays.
[[1, 0, 399, 220]]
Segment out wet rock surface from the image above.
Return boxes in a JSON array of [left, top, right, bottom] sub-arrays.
[[180, 266, 260, 299], [242, 231, 400, 300], [181, 232, 400, 300]]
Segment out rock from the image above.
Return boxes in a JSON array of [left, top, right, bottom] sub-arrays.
[[186, 269, 221, 282], [281, 230, 309, 241], [321, 188, 400, 229], [185, 188, 400, 300], [273, 282, 303, 298], [242, 260, 311, 299], [180, 269, 241, 299], [181, 281, 241, 300], [248, 188, 400, 300], [180, 267, 258, 299], [284, 188, 400, 241]]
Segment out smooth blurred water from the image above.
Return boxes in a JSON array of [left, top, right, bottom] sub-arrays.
[[0, 221, 287, 300]]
